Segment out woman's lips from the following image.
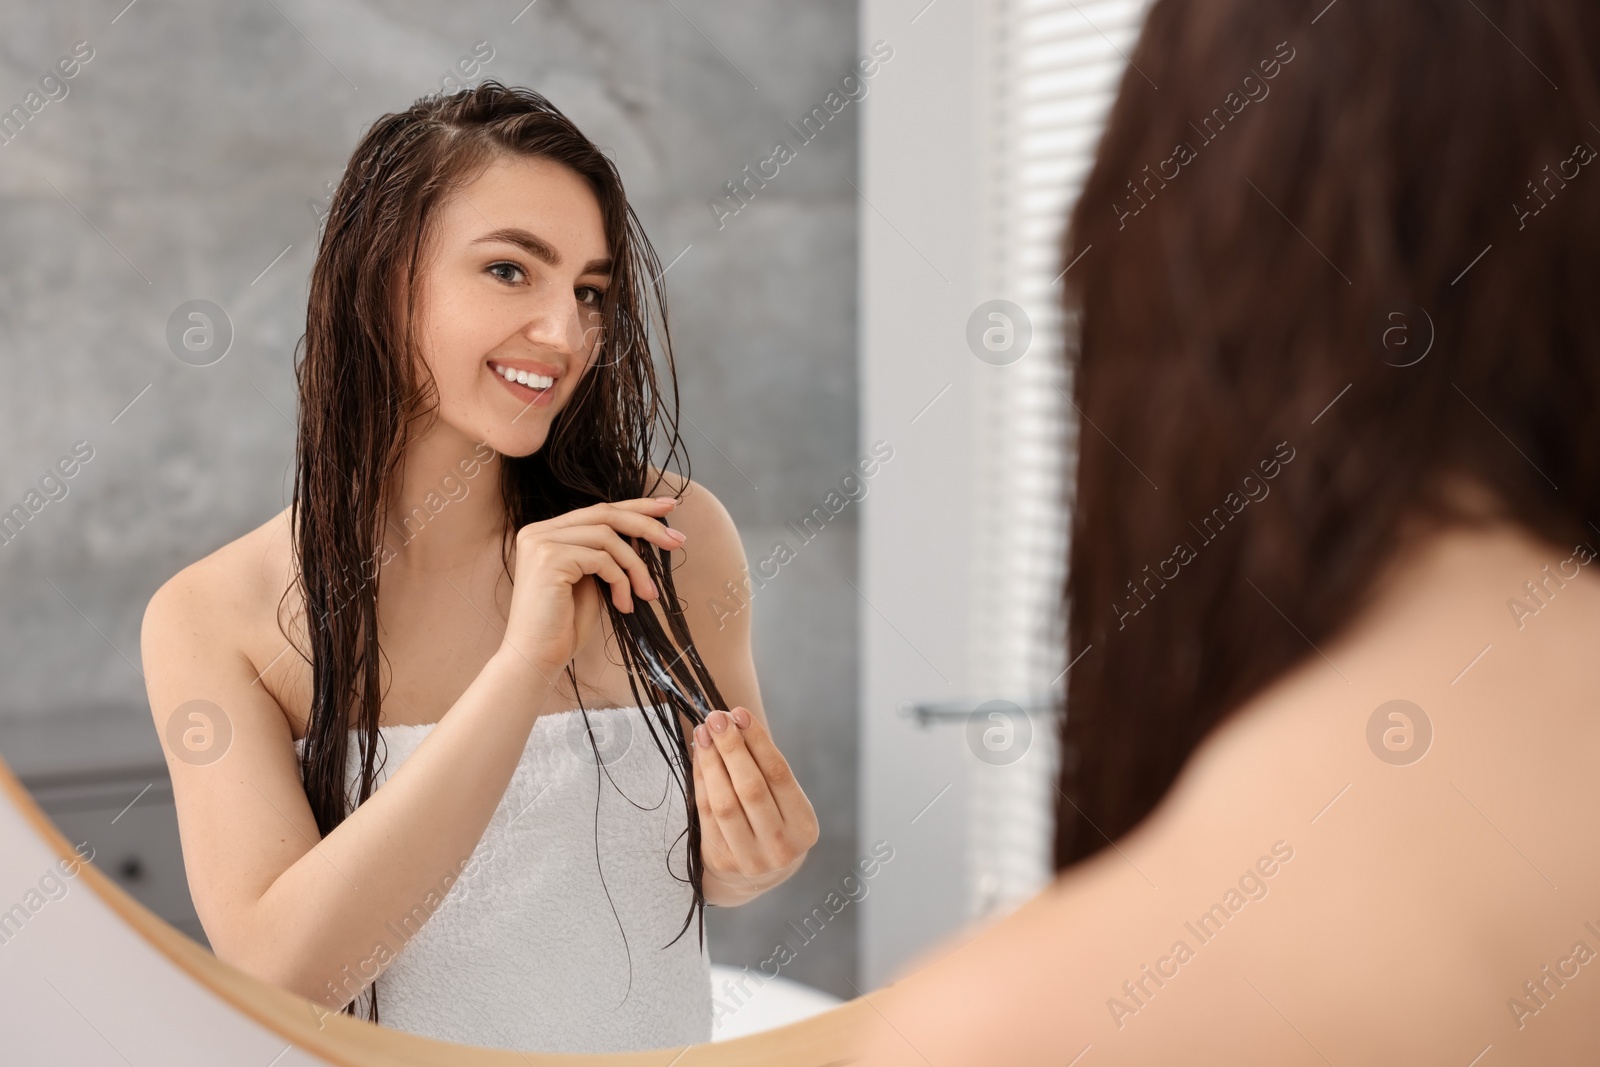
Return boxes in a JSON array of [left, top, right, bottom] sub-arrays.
[[489, 364, 557, 408]]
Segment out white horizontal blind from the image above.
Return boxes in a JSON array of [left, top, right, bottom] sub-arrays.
[[967, 0, 1150, 922]]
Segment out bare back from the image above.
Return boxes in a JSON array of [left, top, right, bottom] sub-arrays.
[[857, 521, 1600, 1065]]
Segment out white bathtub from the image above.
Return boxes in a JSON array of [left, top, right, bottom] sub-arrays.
[[709, 963, 844, 1040]]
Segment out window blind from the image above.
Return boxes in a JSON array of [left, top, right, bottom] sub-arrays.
[[967, 0, 1151, 921]]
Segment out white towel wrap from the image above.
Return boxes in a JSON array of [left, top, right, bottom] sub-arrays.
[[292, 705, 711, 1053]]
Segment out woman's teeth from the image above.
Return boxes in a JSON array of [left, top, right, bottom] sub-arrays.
[[494, 364, 554, 390]]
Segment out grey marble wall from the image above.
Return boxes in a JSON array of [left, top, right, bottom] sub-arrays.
[[0, 0, 861, 1000]]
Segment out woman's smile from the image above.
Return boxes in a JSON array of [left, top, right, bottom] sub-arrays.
[[488, 357, 560, 408]]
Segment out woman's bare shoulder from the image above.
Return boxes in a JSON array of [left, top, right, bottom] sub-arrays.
[[153, 506, 291, 602], [645, 466, 743, 570], [642, 465, 765, 715], [646, 465, 700, 507], [144, 506, 298, 678]]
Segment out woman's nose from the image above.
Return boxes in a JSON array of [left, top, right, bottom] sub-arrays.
[[520, 296, 590, 354]]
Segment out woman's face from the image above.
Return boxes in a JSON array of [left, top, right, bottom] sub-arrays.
[[411, 153, 611, 456]]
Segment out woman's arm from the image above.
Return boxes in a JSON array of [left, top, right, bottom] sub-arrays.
[[142, 567, 565, 1009], [649, 470, 818, 905]]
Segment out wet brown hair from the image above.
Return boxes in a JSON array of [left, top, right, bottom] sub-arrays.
[[1054, 0, 1600, 867], [284, 81, 726, 1020]]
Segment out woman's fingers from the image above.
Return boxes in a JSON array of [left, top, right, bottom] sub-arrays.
[[702, 712, 788, 848], [690, 740, 744, 878], [564, 524, 660, 605], [546, 543, 635, 613], [521, 524, 660, 609], [692, 719, 763, 868], [514, 498, 690, 611], [527, 498, 687, 554], [729, 711, 816, 838], [499, 498, 686, 674], [591, 500, 688, 554], [696, 709, 818, 873]]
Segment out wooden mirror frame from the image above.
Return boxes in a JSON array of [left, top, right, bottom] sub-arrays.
[[0, 747, 885, 1065]]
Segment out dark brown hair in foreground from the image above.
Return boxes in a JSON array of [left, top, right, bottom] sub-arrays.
[[289, 82, 725, 1021], [1055, 0, 1600, 868]]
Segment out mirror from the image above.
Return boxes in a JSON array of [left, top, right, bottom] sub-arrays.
[[0, 0, 1067, 1059], [0, 752, 872, 1062]]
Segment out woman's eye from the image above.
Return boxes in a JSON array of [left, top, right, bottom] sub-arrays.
[[577, 286, 606, 308], [488, 261, 525, 284]]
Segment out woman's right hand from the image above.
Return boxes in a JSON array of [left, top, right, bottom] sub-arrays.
[[498, 495, 688, 682]]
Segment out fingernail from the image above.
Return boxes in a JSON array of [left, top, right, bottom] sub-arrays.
[[710, 712, 727, 733], [695, 725, 708, 747], [732, 707, 750, 728], [667, 528, 687, 541], [655, 497, 678, 507]]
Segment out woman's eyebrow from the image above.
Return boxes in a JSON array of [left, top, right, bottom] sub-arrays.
[[471, 226, 612, 275]]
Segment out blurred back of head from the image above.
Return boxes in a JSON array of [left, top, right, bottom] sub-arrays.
[[1054, 0, 1600, 867]]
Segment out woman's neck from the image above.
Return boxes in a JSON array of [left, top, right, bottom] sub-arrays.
[[381, 424, 506, 575]]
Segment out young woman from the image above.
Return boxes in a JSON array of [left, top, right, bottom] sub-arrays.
[[140, 83, 818, 1055], [856, 1, 1600, 1063]]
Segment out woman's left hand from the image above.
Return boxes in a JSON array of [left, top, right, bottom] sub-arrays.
[[691, 706, 819, 903]]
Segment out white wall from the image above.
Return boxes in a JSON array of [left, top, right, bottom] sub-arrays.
[[857, 0, 989, 988]]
